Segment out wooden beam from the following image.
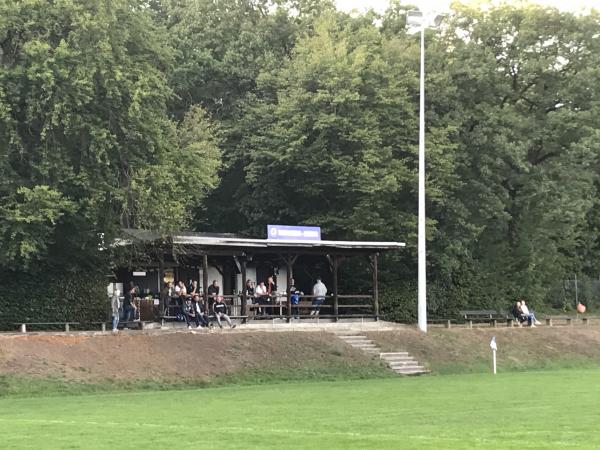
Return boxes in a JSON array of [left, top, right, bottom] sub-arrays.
[[286, 255, 293, 322], [371, 253, 379, 320], [332, 255, 339, 320], [202, 253, 209, 313], [241, 258, 247, 321]]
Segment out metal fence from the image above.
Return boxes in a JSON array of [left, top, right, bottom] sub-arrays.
[[546, 277, 600, 312]]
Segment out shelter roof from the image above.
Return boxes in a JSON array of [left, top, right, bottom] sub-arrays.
[[116, 228, 405, 253]]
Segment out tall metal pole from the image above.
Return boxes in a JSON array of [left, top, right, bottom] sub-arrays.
[[417, 24, 427, 333]]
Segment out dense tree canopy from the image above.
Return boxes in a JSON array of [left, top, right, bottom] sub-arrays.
[[1, 0, 599, 315]]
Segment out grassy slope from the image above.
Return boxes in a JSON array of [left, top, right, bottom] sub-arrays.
[[368, 325, 600, 374], [1, 369, 599, 449]]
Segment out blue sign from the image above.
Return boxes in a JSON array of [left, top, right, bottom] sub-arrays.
[[267, 224, 321, 241]]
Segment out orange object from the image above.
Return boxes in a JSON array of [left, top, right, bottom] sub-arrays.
[[577, 303, 586, 314]]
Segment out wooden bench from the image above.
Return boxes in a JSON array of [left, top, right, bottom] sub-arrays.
[[544, 316, 573, 327], [459, 310, 502, 328]]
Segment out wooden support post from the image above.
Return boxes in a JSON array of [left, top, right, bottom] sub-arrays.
[[65, 323, 70, 332], [241, 258, 247, 323], [445, 320, 451, 329], [202, 253, 209, 313], [467, 320, 473, 329], [101, 322, 106, 332], [158, 252, 166, 314], [582, 317, 589, 326], [371, 253, 379, 320], [20, 323, 26, 333], [507, 319, 513, 327], [286, 255, 293, 323], [546, 318, 553, 326], [332, 255, 339, 321], [491, 319, 497, 328]]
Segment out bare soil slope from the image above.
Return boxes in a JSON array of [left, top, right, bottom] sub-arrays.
[[2, 326, 600, 383], [0, 330, 381, 381]]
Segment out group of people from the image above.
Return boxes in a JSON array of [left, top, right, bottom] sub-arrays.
[[163, 279, 236, 330], [110, 281, 140, 332], [511, 300, 542, 327], [110, 275, 329, 332], [243, 276, 328, 317]]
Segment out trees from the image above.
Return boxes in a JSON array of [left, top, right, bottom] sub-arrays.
[[438, 5, 600, 304], [2, 0, 599, 316], [0, 0, 221, 271]]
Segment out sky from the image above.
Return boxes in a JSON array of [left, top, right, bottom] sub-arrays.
[[335, 0, 599, 14]]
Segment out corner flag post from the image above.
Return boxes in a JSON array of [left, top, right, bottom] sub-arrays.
[[490, 336, 497, 374]]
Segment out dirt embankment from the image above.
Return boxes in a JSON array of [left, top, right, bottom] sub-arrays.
[[2, 326, 600, 383], [0, 331, 381, 381]]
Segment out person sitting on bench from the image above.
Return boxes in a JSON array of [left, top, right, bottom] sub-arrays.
[[520, 300, 541, 327], [213, 296, 236, 329], [183, 297, 203, 329], [192, 294, 210, 327], [511, 301, 528, 326]]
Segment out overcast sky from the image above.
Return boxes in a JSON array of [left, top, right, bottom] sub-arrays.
[[335, 0, 599, 14]]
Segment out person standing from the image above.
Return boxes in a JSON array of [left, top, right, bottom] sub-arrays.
[[245, 279, 256, 318], [265, 276, 277, 316], [289, 278, 302, 319], [213, 296, 236, 329], [311, 277, 327, 316], [207, 280, 220, 309], [111, 287, 121, 332], [123, 282, 137, 322], [189, 280, 200, 297], [255, 281, 267, 317]]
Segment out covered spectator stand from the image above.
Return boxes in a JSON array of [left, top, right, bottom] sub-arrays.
[[114, 229, 405, 322]]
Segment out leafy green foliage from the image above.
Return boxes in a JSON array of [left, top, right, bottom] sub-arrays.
[[0, 186, 75, 268], [2, 0, 600, 320]]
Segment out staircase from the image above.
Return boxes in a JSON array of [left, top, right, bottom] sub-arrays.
[[336, 333, 429, 376]]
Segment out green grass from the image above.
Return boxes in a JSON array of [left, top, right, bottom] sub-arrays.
[[1, 369, 600, 449]]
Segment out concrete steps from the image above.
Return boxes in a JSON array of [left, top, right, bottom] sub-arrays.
[[336, 333, 429, 376], [379, 352, 430, 375]]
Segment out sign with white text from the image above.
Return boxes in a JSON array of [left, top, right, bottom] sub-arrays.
[[267, 225, 321, 241]]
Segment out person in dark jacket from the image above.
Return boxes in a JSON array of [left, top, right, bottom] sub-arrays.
[[511, 301, 528, 327], [123, 282, 138, 322], [213, 296, 236, 329], [192, 294, 210, 327], [183, 297, 202, 329], [289, 278, 302, 319]]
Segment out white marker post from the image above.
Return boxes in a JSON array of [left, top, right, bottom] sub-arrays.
[[490, 336, 497, 374]]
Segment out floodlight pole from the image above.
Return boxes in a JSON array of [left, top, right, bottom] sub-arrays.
[[417, 22, 427, 333]]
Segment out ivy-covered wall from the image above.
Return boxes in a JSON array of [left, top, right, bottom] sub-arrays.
[[0, 268, 108, 330]]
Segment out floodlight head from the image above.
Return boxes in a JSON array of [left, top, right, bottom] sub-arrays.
[[433, 14, 446, 27]]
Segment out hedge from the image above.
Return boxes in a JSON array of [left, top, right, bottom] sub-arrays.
[[0, 267, 108, 331]]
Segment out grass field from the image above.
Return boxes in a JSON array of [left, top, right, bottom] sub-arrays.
[[1, 369, 599, 449]]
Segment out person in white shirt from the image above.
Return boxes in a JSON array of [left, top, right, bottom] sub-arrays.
[[520, 300, 541, 327], [311, 277, 327, 316], [255, 281, 268, 316], [111, 288, 121, 332]]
